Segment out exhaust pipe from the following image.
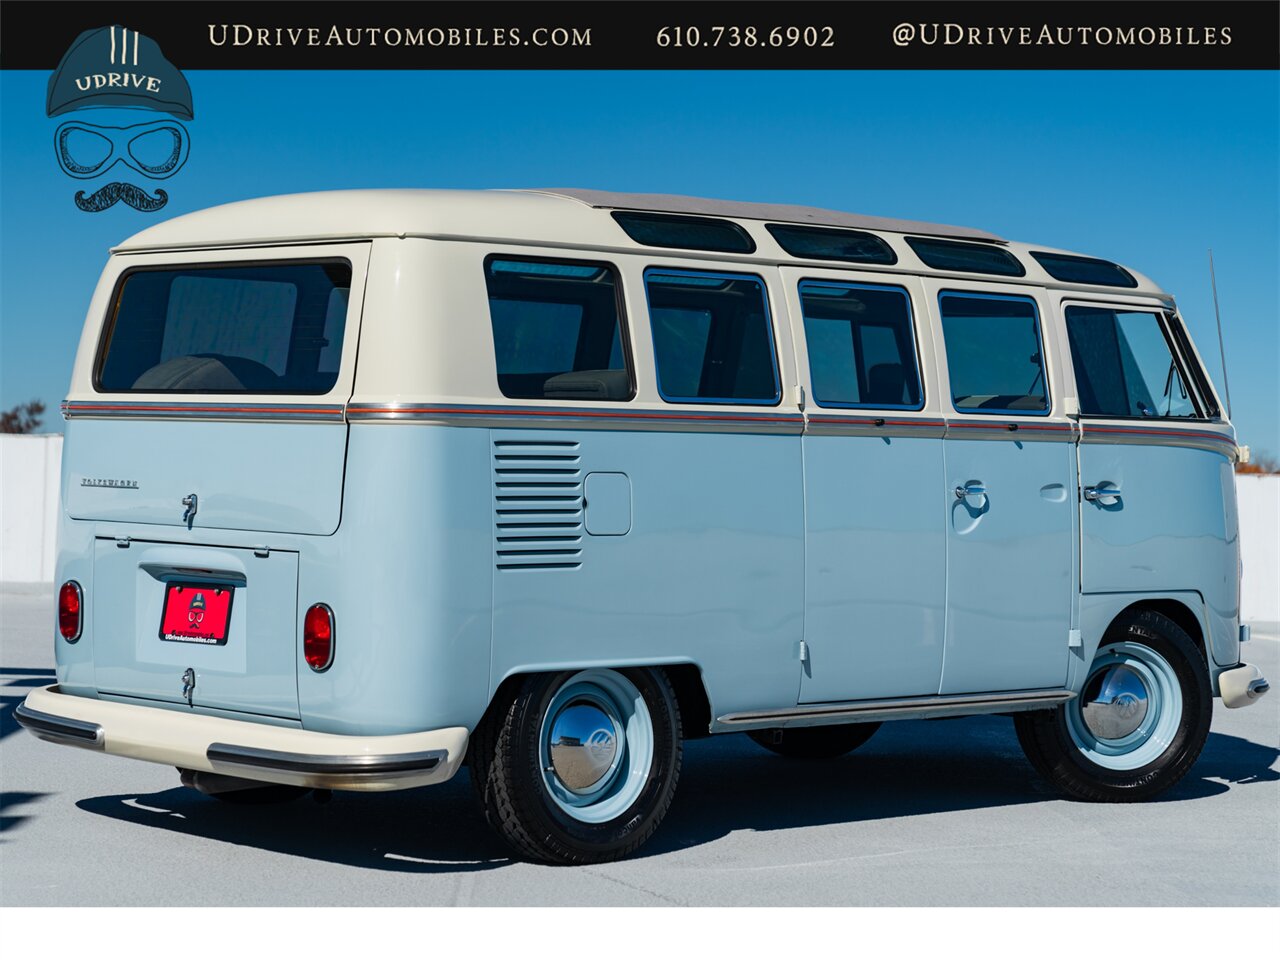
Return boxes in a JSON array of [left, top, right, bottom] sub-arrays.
[[179, 767, 277, 796]]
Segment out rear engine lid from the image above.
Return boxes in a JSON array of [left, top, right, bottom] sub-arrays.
[[92, 537, 300, 719]]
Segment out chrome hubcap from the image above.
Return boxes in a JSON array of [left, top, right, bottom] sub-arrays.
[[1067, 641, 1182, 772], [1081, 664, 1150, 741], [538, 670, 655, 824], [547, 700, 620, 794]]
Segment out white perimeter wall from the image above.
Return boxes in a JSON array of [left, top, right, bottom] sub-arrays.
[[1236, 475, 1280, 623], [1, 434, 63, 583], [2, 433, 1278, 622]]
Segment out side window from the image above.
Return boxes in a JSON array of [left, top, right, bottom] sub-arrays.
[[484, 258, 632, 402], [645, 269, 780, 404], [939, 293, 1048, 414], [1065, 306, 1198, 419], [798, 281, 923, 409]]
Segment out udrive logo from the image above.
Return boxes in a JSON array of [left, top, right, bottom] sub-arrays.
[[47, 25, 195, 213]]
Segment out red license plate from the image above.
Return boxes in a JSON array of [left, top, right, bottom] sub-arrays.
[[159, 582, 234, 645]]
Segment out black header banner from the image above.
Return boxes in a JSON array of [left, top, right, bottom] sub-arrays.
[[2, 1, 1276, 70]]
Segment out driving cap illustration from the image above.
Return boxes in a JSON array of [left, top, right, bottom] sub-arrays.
[[47, 25, 193, 119]]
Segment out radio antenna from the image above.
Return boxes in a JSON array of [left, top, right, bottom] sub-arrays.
[[1208, 249, 1233, 420]]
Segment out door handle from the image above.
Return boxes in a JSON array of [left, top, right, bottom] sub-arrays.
[[1083, 484, 1122, 504], [954, 481, 988, 508]]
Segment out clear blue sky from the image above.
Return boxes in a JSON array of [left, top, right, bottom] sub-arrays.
[[2, 70, 1277, 454]]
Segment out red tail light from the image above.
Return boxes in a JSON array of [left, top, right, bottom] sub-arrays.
[[58, 581, 83, 641], [303, 603, 334, 671]]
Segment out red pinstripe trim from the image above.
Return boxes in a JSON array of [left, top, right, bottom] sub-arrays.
[[1082, 425, 1235, 446], [947, 421, 1073, 431], [350, 405, 803, 424], [809, 417, 946, 427], [65, 403, 341, 414]]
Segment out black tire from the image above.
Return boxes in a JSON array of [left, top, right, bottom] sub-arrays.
[[1014, 609, 1211, 802], [207, 784, 312, 805], [470, 667, 682, 865], [748, 722, 881, 759]]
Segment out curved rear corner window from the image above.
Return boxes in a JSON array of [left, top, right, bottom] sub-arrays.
[[646, 269, 779, 404], [939, 293, 1048, 415], [612, 212, 755, 254], [1031, 252, 1138, 288], [906, 237, 1025, 277], [766, 224, 896, 265], [799, 282, 922, 409], [97, 261, 351, 394], [485, 257, 633, 402]]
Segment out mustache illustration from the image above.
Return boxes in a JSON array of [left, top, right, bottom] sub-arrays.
[[74, 182, 169, 212]]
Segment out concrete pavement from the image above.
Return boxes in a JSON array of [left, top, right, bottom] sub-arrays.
[[3, 584, 1276, 907]]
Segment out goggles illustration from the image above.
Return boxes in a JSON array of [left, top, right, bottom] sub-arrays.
[[55, 119, 189, 180]]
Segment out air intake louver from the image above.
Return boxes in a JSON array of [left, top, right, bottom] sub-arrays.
[[493, 438, 583, 570]]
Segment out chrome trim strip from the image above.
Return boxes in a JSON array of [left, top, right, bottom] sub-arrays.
[[60, 399, 1231, 454], [206, 742, 445, 780], [14, 701, 105, 749], [1079, 423, 1237, 458], [62, 401, 345, 423], [348, 403, 806, 434], [717, 689, 1075, 727], [806, 415, 947, 439], [945, 419, 1079, 443]]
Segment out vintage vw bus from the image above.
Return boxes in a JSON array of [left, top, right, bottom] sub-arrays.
[[18, 189, 1269, 863]]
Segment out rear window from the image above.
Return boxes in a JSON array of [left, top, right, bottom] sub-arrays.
[[906, 237, 1025, 277], [97, 261, 351, 394], [484, 257, 633, 401]]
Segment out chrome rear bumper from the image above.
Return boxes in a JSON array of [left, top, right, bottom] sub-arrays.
[[13, 702, 104, 748], [16, 685, 468, 791]]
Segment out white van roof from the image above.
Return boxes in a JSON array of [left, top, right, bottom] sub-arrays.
[[112, 188, 1164, 297], [114, 188, 1001, 249]]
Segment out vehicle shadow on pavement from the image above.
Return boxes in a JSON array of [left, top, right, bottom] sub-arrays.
[[1163, 730, 1280, 799], [1, 668, 56, 744], [651, 719, 1280, 857], [1, 791, 52, 836], [75, 773, 514, 874], [648, 716, 1052, 857], [71, 715, 1278, 870]]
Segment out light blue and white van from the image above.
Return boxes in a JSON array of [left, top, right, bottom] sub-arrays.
[[18, 189, 1270, 863]]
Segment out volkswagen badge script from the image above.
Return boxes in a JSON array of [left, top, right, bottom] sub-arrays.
[[81, 477, 139, 488]]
